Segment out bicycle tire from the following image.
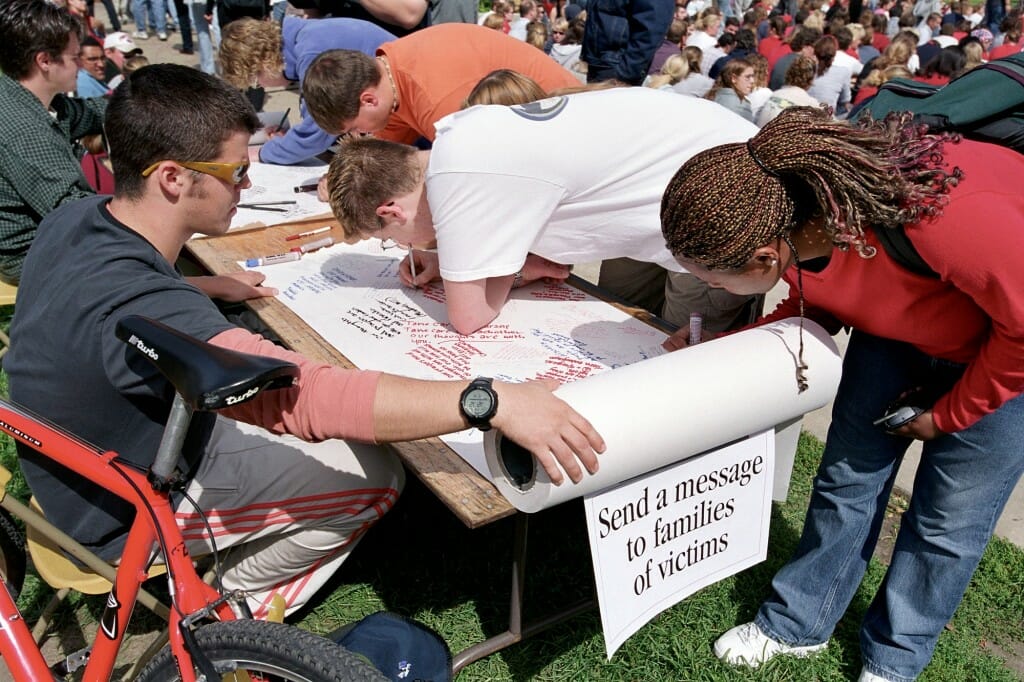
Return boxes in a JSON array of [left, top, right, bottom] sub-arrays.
[[0, 507, 26, 599], [134, 619, 387, 682]]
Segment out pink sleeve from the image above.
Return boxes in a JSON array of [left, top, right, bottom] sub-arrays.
[[208, 328, 381, 443]]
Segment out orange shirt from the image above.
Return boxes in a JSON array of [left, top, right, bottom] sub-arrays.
[[376, 24, 579, 144]]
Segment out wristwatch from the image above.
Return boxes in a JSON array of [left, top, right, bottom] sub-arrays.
[[459, 377, 499, 431]]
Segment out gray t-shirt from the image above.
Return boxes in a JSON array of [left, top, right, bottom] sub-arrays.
[[6, 196, 234, 558]]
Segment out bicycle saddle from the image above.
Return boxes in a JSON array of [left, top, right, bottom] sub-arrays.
[[115, 315, 299, 411]]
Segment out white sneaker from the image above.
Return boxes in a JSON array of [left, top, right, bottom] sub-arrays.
[[157, 31, 168, 40], [713, 622, 828, 668], [858, 668, 894, 682], [132, 30, 148, 39]]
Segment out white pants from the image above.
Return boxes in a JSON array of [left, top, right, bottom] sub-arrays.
[[176, 417, 404, 618]]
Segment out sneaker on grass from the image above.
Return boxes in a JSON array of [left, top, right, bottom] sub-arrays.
[[713, 622, 827, 668]]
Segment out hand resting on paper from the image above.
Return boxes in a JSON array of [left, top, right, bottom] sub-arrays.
[[518, 254, 570, 286], [493, 379, 605, 485], [188, 272, 279, 302], [662, 327, 721, 352]]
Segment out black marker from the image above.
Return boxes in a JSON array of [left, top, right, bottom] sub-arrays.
[[294, 182, 319, 193]]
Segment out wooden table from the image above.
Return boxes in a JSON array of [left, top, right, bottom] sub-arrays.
[[185, 220, 672, 671], [187, 220, 518, 530]]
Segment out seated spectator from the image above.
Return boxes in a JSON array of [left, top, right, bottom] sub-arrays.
[[853, 22, 881, 63], [219, 16, 395, 165], [478, 0, 512, 32], [769, 27, 822, 89], [932, 22, 960, 47], [303, 24, 579, 146], [855, 30, 916, 94], [850, 63, 913, 111], [0, 0, 105, 285], [550, 16, 587, 82], [102, 31, 143, 88], [914, 44, 966, 84], [75, 36, 111, 97], [759, 14, 787, 61], [807, 35, 852, 113], [686, 7, 721, 52], [645, 52, 690, 89], [525, 20, 547, 50], [709, 27, 756, 79], [707, 57, 756, 122], [988, 12, 1023, 60], [648, 19, 687, 75], [755, 54, 821, 126], [960, 35, 986, 69], [670, 45, 715, 95], [746, 53, 772, 120], [701, 31, 735, 75], [509, 0, 539, 40], [833, 25, 865, 75]]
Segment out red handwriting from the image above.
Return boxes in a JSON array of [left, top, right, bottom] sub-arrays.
[[529, 283, 586, 302], [406, 341, 486, 378], [531, 356, 606, 383]]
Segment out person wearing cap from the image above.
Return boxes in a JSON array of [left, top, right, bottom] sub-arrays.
[[103, 31, 143, 87]]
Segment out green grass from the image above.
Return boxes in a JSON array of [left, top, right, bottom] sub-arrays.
[[1, 344, 1021, 680]]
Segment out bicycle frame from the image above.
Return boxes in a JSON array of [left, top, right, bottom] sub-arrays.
[[0, 396, 237, 682]]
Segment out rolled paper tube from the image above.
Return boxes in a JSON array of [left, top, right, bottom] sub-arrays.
[[484, 317, 841, 513]]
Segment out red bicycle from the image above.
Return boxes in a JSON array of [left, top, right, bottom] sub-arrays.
[[0, 315, 384, 681]]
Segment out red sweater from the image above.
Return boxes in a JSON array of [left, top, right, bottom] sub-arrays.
[[761, 140, 1024, 433]]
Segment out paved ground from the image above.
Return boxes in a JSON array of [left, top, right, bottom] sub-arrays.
[[130, 29, 1024, 550]]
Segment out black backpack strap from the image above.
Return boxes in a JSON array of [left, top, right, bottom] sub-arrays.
[[871, 225, 939, 278]]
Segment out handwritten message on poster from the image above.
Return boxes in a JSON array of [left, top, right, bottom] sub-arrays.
[[585, 430, 774, 658], [248, 241, 669, 474]]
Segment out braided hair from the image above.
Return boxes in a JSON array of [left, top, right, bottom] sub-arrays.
[[661, 106, 963, 271]]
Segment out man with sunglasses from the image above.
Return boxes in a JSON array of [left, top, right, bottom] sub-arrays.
[[0, 0, 106, 285], [7, 64, 604, 620]]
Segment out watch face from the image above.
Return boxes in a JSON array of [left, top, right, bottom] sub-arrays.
[[463, 388, 495, 418]]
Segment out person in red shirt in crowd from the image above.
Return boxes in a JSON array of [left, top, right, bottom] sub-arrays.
[[661, 107, 1024, 682], [988, 11, 1023, 60], [759, 15, 787, 62]]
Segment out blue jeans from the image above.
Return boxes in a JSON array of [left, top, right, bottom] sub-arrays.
[[188, 3, 215, 74], [132, 0, 167, 32], [755, 331, 1024, 681]]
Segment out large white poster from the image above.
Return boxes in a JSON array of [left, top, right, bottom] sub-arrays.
[[248, 241, 668, 474]]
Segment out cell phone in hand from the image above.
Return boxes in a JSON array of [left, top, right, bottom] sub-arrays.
[[873, 384, 941, 430]]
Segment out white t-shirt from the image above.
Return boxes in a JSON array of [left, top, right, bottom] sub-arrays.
[[426, 88, 758, 282]]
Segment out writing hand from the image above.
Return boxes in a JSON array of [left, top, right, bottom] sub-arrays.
[[398, 249, 440, 287], [187, 272, 279, 302], [890, 409, 945, 441], [492, 379, 605, 486], [661, 327, 718, 352]]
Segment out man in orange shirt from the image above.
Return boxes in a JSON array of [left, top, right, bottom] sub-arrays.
[[302, 23, 579, 143]]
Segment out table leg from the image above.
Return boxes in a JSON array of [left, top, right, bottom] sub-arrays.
[[451, 512, 596, 674]]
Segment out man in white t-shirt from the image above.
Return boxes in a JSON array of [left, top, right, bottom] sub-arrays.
[[324, 87, 759, 337]]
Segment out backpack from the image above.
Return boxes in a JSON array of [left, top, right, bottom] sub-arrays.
[[856, 53, 1024, 277], [330, 611, 453, 682]]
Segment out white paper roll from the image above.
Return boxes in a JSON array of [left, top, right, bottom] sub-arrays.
[[484, 317, 841, 513]]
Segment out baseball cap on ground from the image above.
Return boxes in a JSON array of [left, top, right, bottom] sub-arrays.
[[331, 611, 452, 682], [104, 31, 143, 55]]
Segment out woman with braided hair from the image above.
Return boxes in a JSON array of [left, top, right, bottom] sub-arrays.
[[660, 106, 1024, 682]]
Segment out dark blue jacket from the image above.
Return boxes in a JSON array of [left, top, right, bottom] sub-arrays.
[[581, 0, 673, 85]]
